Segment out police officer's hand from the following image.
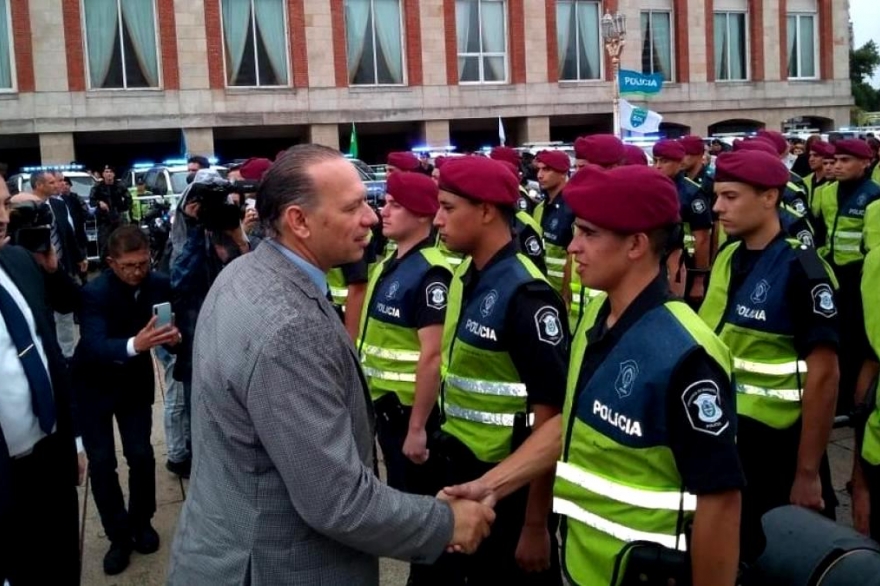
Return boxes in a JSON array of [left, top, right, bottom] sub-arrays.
[[440, 478, 497, 508], [98, 201, 109, 212], [790, 471, 824, 512], [445, 498, 495, 554], [852, 470, 872, 535], [402, 427, 429, 464], [516, 523, 551, 572]]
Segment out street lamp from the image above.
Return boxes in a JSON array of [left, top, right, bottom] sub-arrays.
[[602, 12, 627, 138]]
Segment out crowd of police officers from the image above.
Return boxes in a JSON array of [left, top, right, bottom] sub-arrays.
[[326, 131, 880, 586]]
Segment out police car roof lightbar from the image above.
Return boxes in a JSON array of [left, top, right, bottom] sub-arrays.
[[411, 145, 456, 153], [21, 163, 85, 173], [132, 161, 155, 169]]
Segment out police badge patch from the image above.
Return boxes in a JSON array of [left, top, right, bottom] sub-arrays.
[[793, 200, 806, 214], [749, 279, 771, 304], [811, 284, 837, 318], [681, 380, 729, 436], [614, 360, 639, 399], [480, 290, 499, 318], [525, 236, 541, 256], [426, 282, 448, 310], [534, 306, 563, 346], [386, 281, 400, 300], [796, 230, 814, 248], [691, 198, 707, 214]]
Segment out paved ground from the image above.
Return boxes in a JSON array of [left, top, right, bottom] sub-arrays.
[[76, 358, 857, 586]]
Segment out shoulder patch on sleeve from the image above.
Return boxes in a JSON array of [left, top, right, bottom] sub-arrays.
[[691, 197, 708, 215], [681, 380, 730, 436], [534, 305, 563, 346], [425, 282, 448, 310], [811, 283, 837, 318]]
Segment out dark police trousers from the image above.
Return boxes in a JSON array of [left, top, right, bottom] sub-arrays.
[[421, 432, 562, 586], [81, 399, 156, 543], [0, 434, 81, 586]]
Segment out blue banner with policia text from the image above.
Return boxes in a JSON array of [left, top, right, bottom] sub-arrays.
[[619, 70, 664, 97]]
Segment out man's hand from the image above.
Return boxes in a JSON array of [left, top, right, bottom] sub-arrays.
[[78, 451, 88, 486], [183, 201, 200, 219], [853, 472, 872, 535], [441, 478, 497, 508], [78, 259, 89, 273], [33, 245, 59, 273], [689, 275, 706, 304], [97, 201, 109, 212], [242, 208, 259, 234], [790, 470, 824, 511], [133, 316, 181, 353], [402, 427, 429, 464], [447, 497, 495, 554], [516, 523, 551, 572]]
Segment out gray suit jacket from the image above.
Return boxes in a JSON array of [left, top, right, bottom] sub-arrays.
[[168, 242, 453, 586]]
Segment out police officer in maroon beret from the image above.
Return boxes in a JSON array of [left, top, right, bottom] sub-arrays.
[[573, 135, 625, 171], [815, 139, 880, 420], [653, 139, 713, 306], [387, 151, 421, 175], [490, 146, 540, 215], [431, 156, 567, 586], [533, 151, 575, 304], [803, 140, 835, 211], [700, 150, 840, 570]]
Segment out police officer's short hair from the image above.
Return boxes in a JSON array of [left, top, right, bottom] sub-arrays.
[[187, 156, 210, 169], [257, 144, 343, 236], [646, 224, 681, 258], [29, 171, 52, 189]]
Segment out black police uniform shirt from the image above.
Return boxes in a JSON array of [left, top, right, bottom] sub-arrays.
[[513, 215, 546, 275], [371, 235, 452, 329], [539, 191, 577, 253], [675, 173, 714, 233], [459, 241, 569, 409], [577, 274, 745, 494]]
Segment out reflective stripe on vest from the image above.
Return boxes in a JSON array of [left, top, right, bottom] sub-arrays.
[[737, 382, 801, 402], [446, 256, 463, 266], [553, 498, 688, 552], [546, 255, 565, 279], [833, 230, 863, 253], [360, 342, 421, 362], [556, 462, 696, 512], [733, 357, 807, 376], [445, 404, 534, 427], [361, 366, 417, 383], [445, 373, 527, 397], [330, 287, 348, 299]]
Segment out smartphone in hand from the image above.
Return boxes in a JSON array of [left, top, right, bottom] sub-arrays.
[[152, 302, 173, 328]]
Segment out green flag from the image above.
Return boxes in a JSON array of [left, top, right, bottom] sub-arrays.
[[349, 123, 359, 158]]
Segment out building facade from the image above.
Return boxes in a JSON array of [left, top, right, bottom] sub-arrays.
[[0, 0, 853, 167]]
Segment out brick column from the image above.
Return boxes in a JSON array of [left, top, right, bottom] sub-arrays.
[[10, 0, 34, 92], [518, 116, 550, 144], [443, 0, 458, 85], [204, 0, 225, 89], [509, 0, 526, 83], [59, 0, 82, 91], [330, 0, 348, 87], [39, 133, 76, 165], [309, 124, 340, 150], [544, 0, 558, 83], [183, 128, 216, 158], [778, 0, 788, 79], [673, 0, 689, 83], [288, 0, 309, 87], [748, 0, 764, 81], [818, 0, 833, 79], [404, 0, 423, 86], [157, 0, 179, 89], [420, 120, 450, 146], [705, 0, 715, 82]]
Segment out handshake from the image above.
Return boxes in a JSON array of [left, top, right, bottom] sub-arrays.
[[437, 480, 496, 555]]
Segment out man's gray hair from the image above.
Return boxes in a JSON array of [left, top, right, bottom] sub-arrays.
[[257, 144, 343, 236], [29, 170, 52, 190]]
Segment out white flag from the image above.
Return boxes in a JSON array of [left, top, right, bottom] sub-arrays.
[[498, 117, 506, 146], [620, 99, 663, 134]]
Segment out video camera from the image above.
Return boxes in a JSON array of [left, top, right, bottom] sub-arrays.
[[7, 201, 53, 253], [187, 179, 259, 232]]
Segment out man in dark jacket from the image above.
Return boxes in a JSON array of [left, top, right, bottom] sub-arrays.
[[89, 165, 131, 259], [74, 225, 180, 575]]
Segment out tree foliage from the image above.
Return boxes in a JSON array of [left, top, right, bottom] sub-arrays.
[[851, 41, 880, 112]]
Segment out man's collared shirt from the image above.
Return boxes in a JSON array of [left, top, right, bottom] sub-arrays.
[[267, 239, 328, 295]]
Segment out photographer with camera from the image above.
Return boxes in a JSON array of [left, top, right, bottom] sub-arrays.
[[90, 165, 132, 259], [166, 168, 260, 476]]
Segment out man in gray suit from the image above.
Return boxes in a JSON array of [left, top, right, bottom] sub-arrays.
[[169, 145, 495, 586]]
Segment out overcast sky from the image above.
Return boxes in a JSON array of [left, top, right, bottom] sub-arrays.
[[850, 0, 880, 85]]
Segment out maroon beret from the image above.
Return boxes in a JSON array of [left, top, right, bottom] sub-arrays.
[[679, 135, 705, 156], [714, 151, 789, 190], [489, 146, 521, 167], [732, 138, 779, 156], [387, 151, 420, 171], [385, 170, 439, 216], [239, 157, 273, 181], [623, 145, 649, 166], [574, 135, 625, 167], [563, 165, 680, 233], [434, 156, 448, 169], [652, 139, 686, 162], [756, 130, 789, 156], [438, 157, 519, 207], [833, 139, 874, 160], [809, 140, 836, 159], [535, 150, 571, 173]]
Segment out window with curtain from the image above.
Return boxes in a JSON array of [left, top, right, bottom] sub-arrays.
[[83, 0, 160, 89], [557, 0, 601, 81], [456, 0, 508, 83], [787, 13, 817, 79], [345, 0, 404, 85], [0, 0, 13, 90], [640, 11, 674, 81], [714, 11, 748, 81], [221, 0, 290, 87]]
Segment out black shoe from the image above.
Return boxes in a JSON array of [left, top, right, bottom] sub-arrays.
[[132, 524, 160, 555], [103, 540, 132, 575], [166, 458, 191, 478]]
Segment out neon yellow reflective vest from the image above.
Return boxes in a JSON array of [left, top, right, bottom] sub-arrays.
[[554, 292, 732, 586], [357, 246, 451, 405], [816, 178, 880, 266], [535, 193, 576, 295], [440, 252, 549, 463], [700, 237, 837, 430], [859, 202, 880, 464]]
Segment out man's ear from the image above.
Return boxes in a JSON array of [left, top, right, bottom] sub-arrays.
[[283, 205, 311, 239]]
